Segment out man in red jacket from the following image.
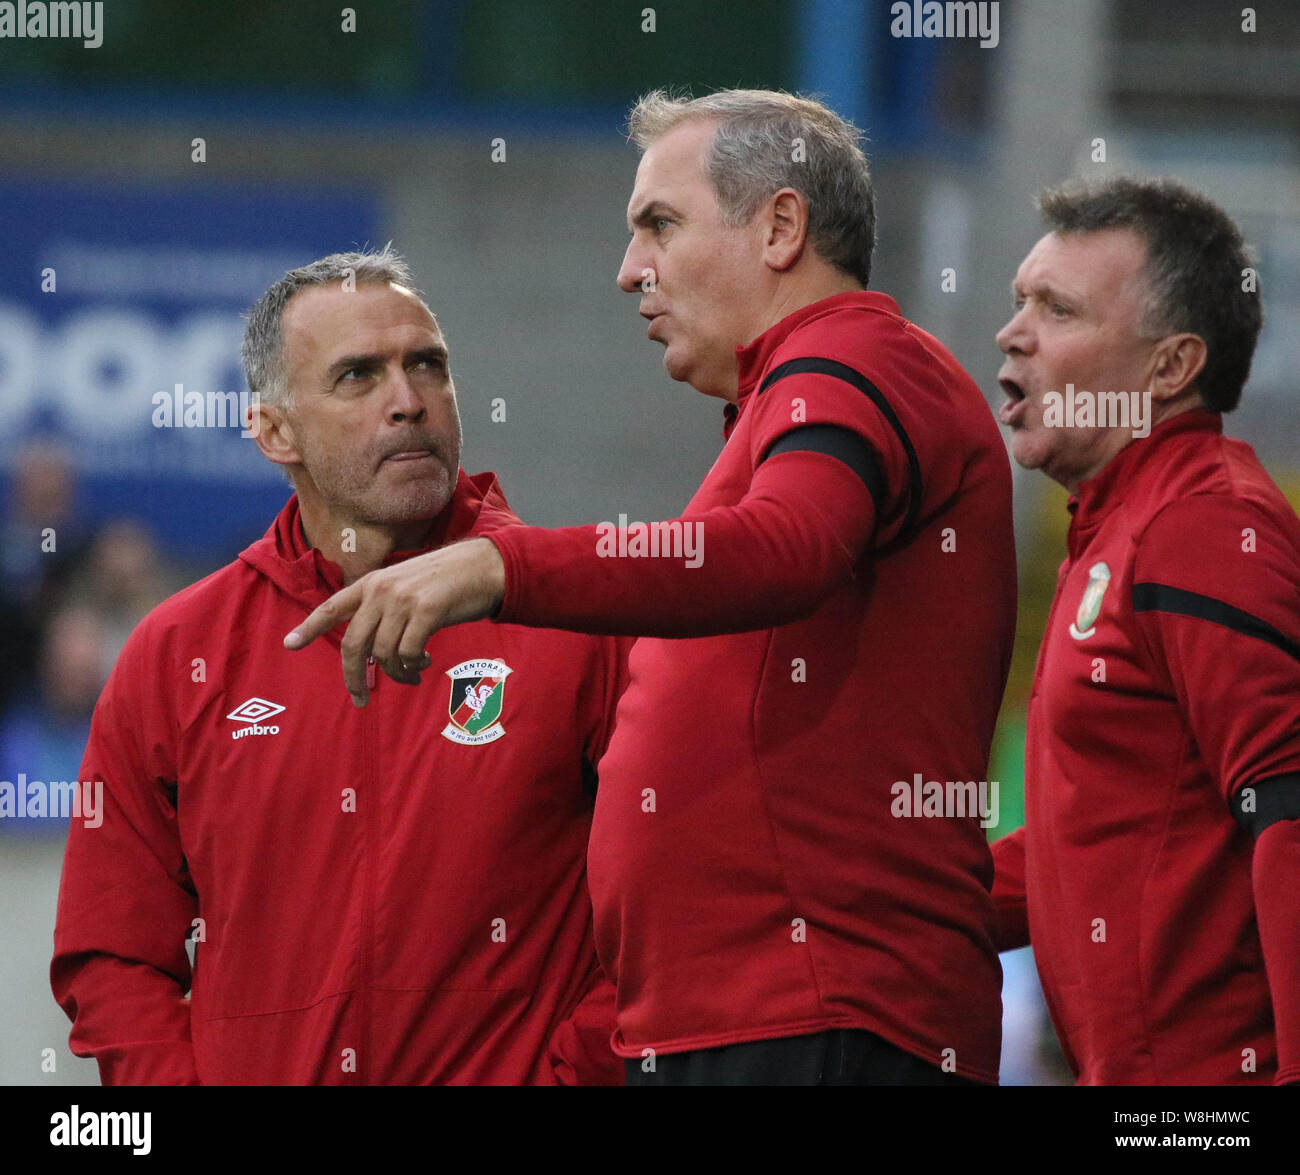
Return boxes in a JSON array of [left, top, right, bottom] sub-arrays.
[[289, 90, 1017, 1085], [51, 248, 625, 1085], [988, 176, 1300, 1083]]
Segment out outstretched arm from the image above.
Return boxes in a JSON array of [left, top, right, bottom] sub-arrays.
[[286, 446, 876, 706]]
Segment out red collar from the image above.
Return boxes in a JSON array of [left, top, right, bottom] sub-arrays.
[[1068, 409, 1223, 529], [723, 290, 900, 438], [243, 468, 513, 600]]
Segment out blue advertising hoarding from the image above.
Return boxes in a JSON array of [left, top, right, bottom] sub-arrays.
[[0, 181, 380, 561]]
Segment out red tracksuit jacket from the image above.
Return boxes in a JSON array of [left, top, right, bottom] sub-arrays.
[[51, 470, 626, 1085], [992, 412, 1300, 1084], [490, 291, 1017, 1081]]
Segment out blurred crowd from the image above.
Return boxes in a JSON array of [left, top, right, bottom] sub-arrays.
[[0, 442, 186, 835]]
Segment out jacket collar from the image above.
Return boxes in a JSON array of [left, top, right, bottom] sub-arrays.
[[1068, 409, 1223, 533], [724, 290, 901, 438], [238, 468, 520, 608]]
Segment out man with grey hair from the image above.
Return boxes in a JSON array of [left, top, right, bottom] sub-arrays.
[[290, 90, 1017, 1085], [52, 249, 627, 1085], [989, 176, 1300, 1084]]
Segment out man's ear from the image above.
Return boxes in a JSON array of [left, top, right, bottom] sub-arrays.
[[250, 395, 303, 470], [762, 187, 809, 273], [1148, 332, 1208, 404]]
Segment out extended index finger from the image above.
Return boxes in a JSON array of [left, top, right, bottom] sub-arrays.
[[284, 582, 364, 650]]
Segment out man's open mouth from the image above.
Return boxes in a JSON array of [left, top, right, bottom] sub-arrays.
[[998, 378, 1027, 425]]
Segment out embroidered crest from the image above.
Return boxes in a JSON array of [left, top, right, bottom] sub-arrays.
[[442, 659, 512, 745], [1069, 562, 1111, 641]]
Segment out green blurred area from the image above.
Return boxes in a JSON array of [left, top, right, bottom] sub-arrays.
[[0, 0, 423, 95], [0, 0, 795, 103], [460, 0, 794, 102]]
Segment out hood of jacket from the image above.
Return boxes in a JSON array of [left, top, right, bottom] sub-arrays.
[[237, 468, 522, 624]]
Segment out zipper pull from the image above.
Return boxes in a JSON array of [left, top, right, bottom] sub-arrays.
[[365, 656, 376, 691]]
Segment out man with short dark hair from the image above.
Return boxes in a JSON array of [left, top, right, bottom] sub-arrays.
[[989, 176, 1300, 1084], [288, 90, 1018, 1086], [51, 249, 625, 1085]]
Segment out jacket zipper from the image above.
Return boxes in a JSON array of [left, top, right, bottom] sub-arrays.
[[358, 655, 377, 1083]]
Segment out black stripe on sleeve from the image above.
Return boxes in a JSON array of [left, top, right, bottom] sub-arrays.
[[761, 425, 887, 510], [757, 357, 921, 537], [1231, 772, 1300, 839], [1131, 582, 1300, 664]]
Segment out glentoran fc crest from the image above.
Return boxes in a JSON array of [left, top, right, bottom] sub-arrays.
[[1069, 561, 1111, 641], [442, 659, 512, 745]]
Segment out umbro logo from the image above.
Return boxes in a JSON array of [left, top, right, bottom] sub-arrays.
[[226, 697, 285, 740]]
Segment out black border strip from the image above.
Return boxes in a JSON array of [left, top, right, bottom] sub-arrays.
[[1231, 772, 1300, 839], [758, 357, 922, 538], [762, 424, 887, 510], [1132, 582, 1300, 664]]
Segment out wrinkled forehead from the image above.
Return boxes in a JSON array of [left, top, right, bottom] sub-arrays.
[[626, 119, 719, 223], [283, 281, 441, 353], [1008, 227, 1154, 318], [1019, 228, 1151, 299]]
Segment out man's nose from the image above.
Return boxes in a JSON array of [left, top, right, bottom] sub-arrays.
[[386, 368, 427, 422], [995, 309, 1030, 356], [617, 240, 653, 294]]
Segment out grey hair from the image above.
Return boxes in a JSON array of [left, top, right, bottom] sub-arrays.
[[1038, 177, 1261, 413], [627, 88, 876, 287], [241, 245, 426, 408]]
